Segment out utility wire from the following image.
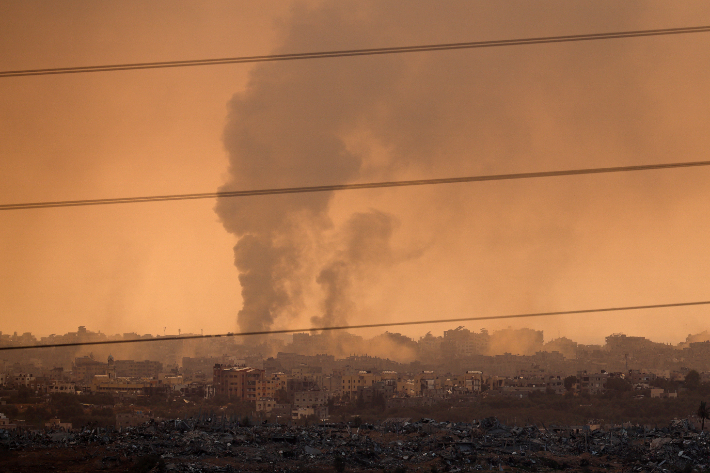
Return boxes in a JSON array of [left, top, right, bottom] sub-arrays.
[[2, 25, 710, 78], [1, 300, 708, 352], [2, 160, 709, 211]]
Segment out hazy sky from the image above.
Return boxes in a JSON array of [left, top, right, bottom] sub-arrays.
[[2, 1, 710, 345]]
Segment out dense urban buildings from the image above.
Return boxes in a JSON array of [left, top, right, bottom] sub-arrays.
[[2, 325, 709, 423]]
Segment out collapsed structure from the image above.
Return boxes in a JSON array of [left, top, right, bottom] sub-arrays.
[[2, 415, 710, 472]]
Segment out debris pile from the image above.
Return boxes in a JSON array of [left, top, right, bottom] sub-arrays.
[[1, 416, 709, 471]]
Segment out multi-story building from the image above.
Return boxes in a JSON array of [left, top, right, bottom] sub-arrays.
[[182, 356, 222, 382], [453, 371, 483, 392], [262, 372, 287, 399], [627, 369, 657, 387], [442, 328, 490, 357], [358, 381, 396, 402], [341, 371, 381, 398], [72, 356, 107, 382], [545, 374, 565, 395], [320, 374, 343, 393], [396, 379, 421, 396], [292, 390, 327, 410], [213, 365, 266, 401], [114, 360, 162, 379], [9, 373, 36, 388], [577, 370, 608, 394]]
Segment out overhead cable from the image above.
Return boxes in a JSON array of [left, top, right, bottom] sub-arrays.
[[1, 159, 709, 211], [2, 25, 710, 78], [1, 299, 708, 351]]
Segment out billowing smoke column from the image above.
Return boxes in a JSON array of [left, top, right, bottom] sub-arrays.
[[312, 210, 395, 328], [216, 1, 710, 343], [215, 3, 414, 335], [214, 3, 384, 334]]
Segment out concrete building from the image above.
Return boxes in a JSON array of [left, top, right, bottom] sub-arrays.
[[9, 373, 35, 387], [256, 398, 291, 416], [292, 390, 327, 410], [292, 406, 328, 420], [91, 375, 161, 394], [213, 365, 266, 401], [47, 381, 76, 395], [72, 356, 107, 382], [114, 360, 162, 379], [341, 371, 381, 398], [577, 370, 609, 395], [453, 371, 483, 392], [442, 327, 490, 357]]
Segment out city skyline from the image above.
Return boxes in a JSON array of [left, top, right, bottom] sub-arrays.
[[3, 2, 710, 349]]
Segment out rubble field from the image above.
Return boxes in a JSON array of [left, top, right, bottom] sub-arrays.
[[1, 417, 709, 472]]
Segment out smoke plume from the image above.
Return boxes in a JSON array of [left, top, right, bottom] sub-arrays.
[[216, 1, 710, 343], [312, 210, 395, 327]]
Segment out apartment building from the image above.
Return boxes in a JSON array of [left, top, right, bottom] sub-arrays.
[[213, 365, 266, 401], [114, 360, 162, 379]]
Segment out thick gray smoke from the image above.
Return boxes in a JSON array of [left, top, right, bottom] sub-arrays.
[[216, 1, 710, 343], [214, 2, 417, 334], [312, 210, 395, 327]]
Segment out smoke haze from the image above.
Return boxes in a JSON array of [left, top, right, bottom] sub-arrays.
[[216, 1, 710, 343], [3, 1, 710, 345]]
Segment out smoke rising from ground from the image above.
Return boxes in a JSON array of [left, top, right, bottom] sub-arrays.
[[312, 210, 396, 328], [216, 1, 710, 344]]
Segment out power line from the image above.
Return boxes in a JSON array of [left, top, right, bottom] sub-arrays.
[[2, 159, 709, 211], [2, 25, 710, 78], [1, 300, 707, 351], [1, 300, 708, 352]]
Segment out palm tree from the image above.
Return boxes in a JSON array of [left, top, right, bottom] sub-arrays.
[[698, 401, 709, 431]]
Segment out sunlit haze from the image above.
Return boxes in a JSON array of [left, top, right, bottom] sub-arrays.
[[2, 1, 710, 346]]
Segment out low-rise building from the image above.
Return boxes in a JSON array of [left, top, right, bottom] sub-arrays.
[[47, 381, 76, 395], [291, 406, 328, 420], [292, 390, 327, 409], [256, 398, 291, 416], [91, 376, 161, 394], [0, 412, 16, 430], [650, 388, 678, 399]]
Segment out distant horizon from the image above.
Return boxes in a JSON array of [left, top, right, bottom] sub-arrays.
[[2, 323, 708, 349]]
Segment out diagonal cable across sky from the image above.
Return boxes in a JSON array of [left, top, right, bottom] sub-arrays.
[[1, 25, 709, 78], [1, 160, 709, 211], [1, 300, 708, 351]]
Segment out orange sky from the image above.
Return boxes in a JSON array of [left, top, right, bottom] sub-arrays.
[[2, 1, 710, 345]]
